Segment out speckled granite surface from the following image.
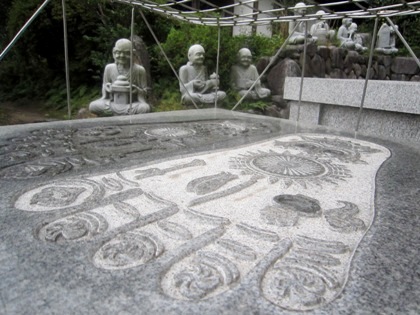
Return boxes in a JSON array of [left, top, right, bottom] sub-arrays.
[[0, 109, 419, 314], [284, 77, 420, 114]]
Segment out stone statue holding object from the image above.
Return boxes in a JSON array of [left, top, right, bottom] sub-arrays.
[[288, 2, 317, 45], [309, 10, 335, 45], [89, 38, 151, 116], [348, 23, 368, 52], [179, 44, 226, 106], [375, 23, 399, 55], [230, 48, 271, 100], [337, 18, 356, 50]]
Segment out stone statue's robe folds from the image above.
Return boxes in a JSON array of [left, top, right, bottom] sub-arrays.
[[179, 62, 226, 106], [230, 65, 270, 100], [90, 63, 150, 115]]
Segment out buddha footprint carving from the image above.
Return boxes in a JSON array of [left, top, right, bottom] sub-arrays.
[[14, 134, 390, 311]]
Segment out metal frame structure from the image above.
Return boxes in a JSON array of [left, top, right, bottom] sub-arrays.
[[1, 1, 420, 129], [114, 0, 420, 26]]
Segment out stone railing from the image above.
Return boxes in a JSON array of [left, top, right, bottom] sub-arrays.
[[259, 44, 420, 119], [283, 77, 420, 143]]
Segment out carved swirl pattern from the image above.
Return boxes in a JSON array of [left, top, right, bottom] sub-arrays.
[[93, 231, 164, 270], [38, 212, 108, 242], [163, 251, 239, 300], [263, 266, 329, 310], [262, 235, 349, 311], [324, 201, 366, 233]]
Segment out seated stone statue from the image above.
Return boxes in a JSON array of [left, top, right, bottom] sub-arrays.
[[349, 23, 368, 52], [89, 38, 150, 116], [375, 23, 399, 55], [179, 44, 226, 106], [230, 48, 270, 100], [288, 2, 317, 45], [337, 18, 356, 50], [309, 10, 335, 45]]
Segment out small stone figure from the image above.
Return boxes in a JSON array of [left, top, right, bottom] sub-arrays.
[[349, 23, 368, 52], [375, 23, 399, 55], [179, 44, 226, 106], [309, 10, 335, 45], [89, 38, 151, 116], [230, 48, 270, 100], [288, 2, 317, 45], [337, 18, 356, 50]]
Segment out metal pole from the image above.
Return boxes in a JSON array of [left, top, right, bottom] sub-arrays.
[[385, 16, 420, 69], [0, 0, 53, 62], [129, 6, 135, 113], [214, 24, 221, 109], [62, 0, 71, 119], [355, 16, 379, 132], [231, 21, 302, 111], [296, 20, 308, 122], [138, 9, 200, 109]]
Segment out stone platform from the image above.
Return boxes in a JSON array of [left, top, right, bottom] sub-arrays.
[[0, 109, 419, 314], [284, 77, 420, 144]]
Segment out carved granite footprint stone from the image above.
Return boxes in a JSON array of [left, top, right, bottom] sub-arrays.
[[13, 134, 391, 311]]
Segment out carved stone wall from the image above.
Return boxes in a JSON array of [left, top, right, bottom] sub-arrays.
[[274, 44, 420, 81]]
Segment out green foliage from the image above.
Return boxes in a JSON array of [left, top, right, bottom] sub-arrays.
[[0, 108, 9, 125], [153, 90, 184, 112], [0, 0, 172, 107], [241, 100, 269, 111], [42, 83, 99, 119]]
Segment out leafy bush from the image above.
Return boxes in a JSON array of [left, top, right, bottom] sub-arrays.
[[151, 23, 284, 110]]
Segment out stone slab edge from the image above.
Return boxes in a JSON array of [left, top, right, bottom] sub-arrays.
[[283, 77, 420, 115]]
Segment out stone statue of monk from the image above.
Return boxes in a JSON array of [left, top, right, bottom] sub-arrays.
[[288, 2, 317, 45], [230, 48, 270, 100], [89, 38, 151, 116], [179, 44, 226, 106]]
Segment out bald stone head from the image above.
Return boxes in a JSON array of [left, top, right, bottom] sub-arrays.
[[188, 44, 205, 65], [237, 48, 252, 68], [113, 38, 133, 66], [294, 2, 307, 15]]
